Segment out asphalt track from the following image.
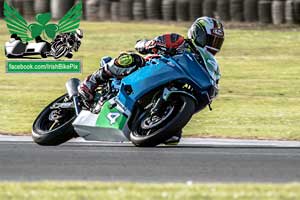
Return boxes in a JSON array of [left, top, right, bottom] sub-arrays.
[[0, 136, 300, 183]]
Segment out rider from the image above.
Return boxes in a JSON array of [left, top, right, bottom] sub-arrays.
[[79, 17, 224, 103], [78, 17, 225, 143]]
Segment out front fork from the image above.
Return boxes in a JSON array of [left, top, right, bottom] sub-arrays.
[[150, 96, 166, 116], [65, 78, 82, 116], [150, 87, 197, 116], [72, 96, 81, 115]]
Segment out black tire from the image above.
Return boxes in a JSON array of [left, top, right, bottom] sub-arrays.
[[130, 94, 195, 147], [41, 51, 47, 58], [7, 54, 14, 58], [40, 44, 48, 58], [41, 53, 47, 58], [54, 45, 67, 59], [66, 53, 73, 59], [32, 94, 77, 146]]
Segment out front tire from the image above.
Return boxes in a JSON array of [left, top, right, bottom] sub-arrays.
[[32, 94, 77, 146], [130, 95, 195, 147]]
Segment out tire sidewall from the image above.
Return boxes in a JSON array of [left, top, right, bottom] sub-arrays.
[[130, 95, 195, 147], [32, 94, 77, 146]]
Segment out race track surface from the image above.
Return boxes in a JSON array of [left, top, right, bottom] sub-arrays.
[[1, 138, 300, 182]]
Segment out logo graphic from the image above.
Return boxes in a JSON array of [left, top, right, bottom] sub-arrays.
[[3, 0, 83, 73], [3, 0, 83, 62], [4, 1, 82, 42]]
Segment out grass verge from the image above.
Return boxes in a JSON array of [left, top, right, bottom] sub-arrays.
[[0, 21, 299, 140], [0, 182, 300, 200]]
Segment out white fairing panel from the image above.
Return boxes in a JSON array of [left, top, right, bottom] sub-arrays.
[[5, 40, 46, 56], [5, 40, 22, 55], [26, 42, 46, 53], [73, 110, 129, 142]]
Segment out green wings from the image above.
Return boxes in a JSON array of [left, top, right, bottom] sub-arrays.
[[3, 0, 82, 42], [58, 0, 82, 33], [3, 1, 32, 41]]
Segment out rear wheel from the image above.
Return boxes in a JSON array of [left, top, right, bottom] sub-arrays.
[[130, 94, 195, 147], [66, 53, 73, 59], [32, 94, 77, 146], [41, 51, 47, 58], [40, 45, 48, 58]]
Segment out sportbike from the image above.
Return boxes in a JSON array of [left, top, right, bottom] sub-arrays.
[[32, 48, 219, 147]]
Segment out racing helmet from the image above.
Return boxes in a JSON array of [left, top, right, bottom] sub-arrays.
[[187, 17, 225, 55], [75, 29, 83, 39]]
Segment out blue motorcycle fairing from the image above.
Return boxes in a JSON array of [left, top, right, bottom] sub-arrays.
[[114, 52, 214, 112]]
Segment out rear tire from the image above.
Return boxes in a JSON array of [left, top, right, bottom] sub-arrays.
[[40, 44, 48, 58], [130, 94, 195, 147], [66, 53, 73, 59], [41, 51, 47, 58], [32, 94, 77, 146]]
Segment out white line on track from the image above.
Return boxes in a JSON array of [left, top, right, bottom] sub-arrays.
[[1, 135, 300, 148]]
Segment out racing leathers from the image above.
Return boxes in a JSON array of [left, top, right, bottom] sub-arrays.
[[78, 33, 189, 103]]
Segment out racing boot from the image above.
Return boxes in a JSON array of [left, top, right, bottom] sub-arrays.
[[164, 130, 182, 145]]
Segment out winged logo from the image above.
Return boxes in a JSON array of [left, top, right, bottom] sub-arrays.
[[3, 0, 82, 42]]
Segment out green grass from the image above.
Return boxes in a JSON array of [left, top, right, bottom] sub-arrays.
[[0, 21, 299, 140], [0, 182, 299, 200]]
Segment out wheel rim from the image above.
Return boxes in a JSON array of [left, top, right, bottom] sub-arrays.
[[37, 95, 75, 134], [133, 98, 182, 137], [54, 45, 67, 58], [141, 105, 174, 129]]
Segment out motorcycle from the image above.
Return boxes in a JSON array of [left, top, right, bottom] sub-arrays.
[[5, 35, 48, 58], [32, 48, 220, 147], [46, 33, 82, 59]]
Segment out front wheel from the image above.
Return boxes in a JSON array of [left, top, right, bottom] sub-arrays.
[[32, 94, 77, 146], [130, 95, 195, 147]]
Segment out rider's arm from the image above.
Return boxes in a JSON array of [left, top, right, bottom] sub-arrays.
[[135, 33, 185, 55]]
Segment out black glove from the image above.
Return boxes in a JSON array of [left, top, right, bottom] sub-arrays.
[[78, 84, 94, 108]]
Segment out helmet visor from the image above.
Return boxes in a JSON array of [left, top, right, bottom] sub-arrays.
[[206, 34, 224, 51]]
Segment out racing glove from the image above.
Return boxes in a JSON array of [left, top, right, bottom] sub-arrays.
[[135, 39, 149, 54], [135, 39, 172, 55], [78, 84, 94, 103]]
